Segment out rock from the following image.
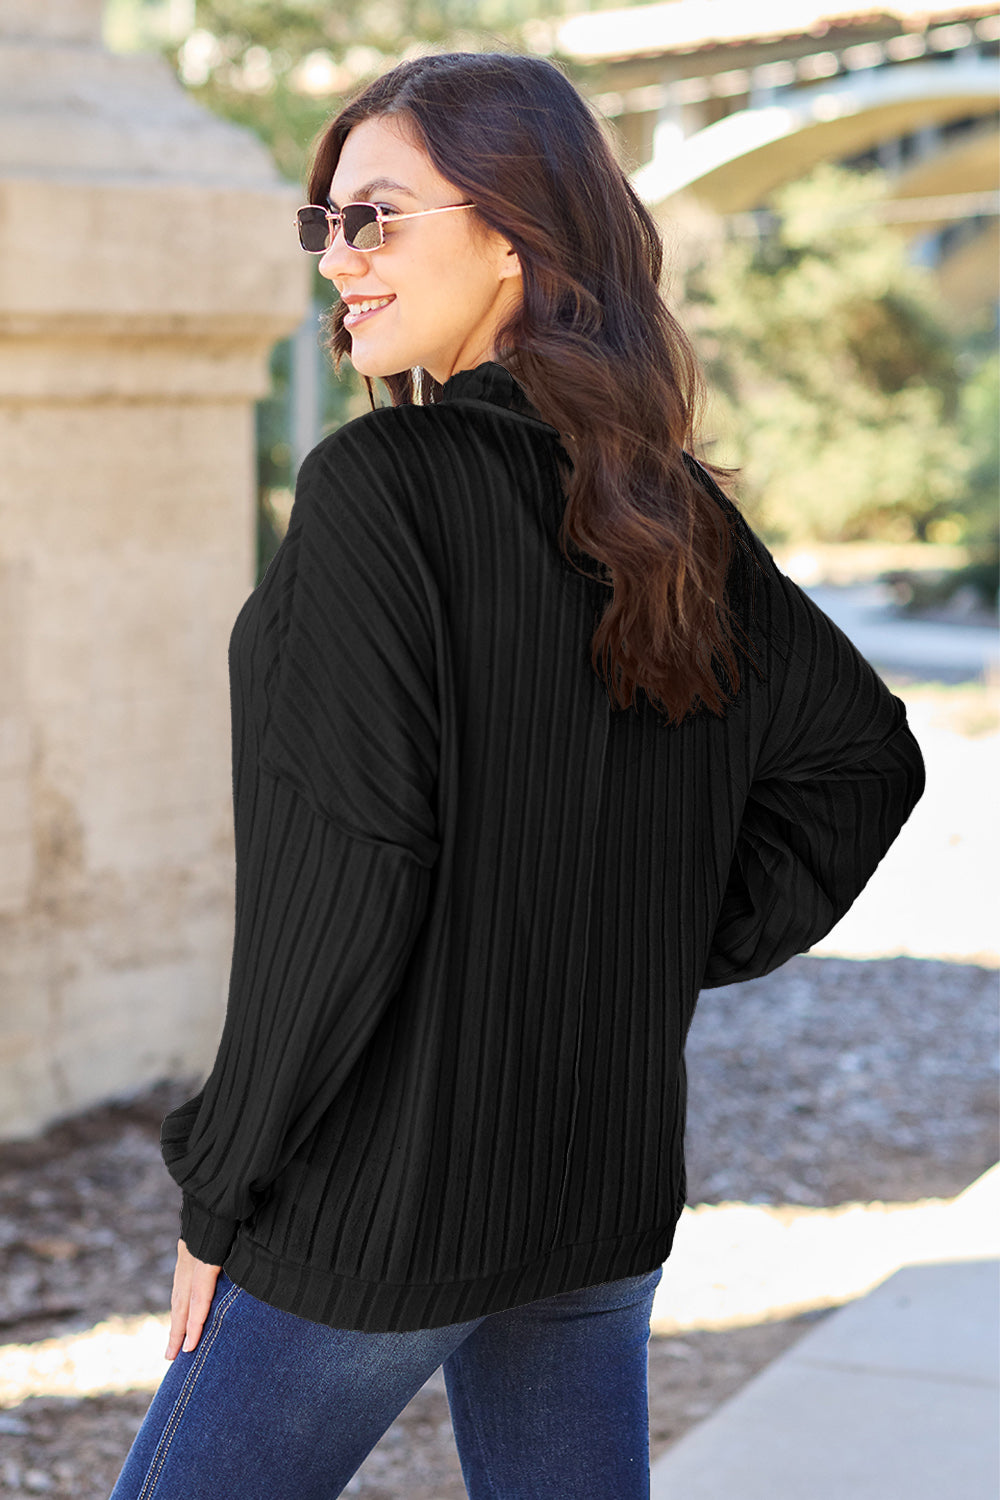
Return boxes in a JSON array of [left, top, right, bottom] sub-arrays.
[[23, 1470, 54, 1493], [25, 1239, 81, 1263]]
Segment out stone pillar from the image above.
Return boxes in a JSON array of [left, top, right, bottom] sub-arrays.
[[0, 0, 310, 1136]]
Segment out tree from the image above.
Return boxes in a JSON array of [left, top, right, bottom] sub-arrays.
[[173, 0, 585, 186], [683, 165, 984, 550], [952, 341, 1000, 599]]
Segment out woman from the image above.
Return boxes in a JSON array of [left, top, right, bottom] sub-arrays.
[[111, 50, 924, 1499]]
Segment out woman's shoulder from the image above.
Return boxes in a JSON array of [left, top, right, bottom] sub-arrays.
[[317, 392, 529, 450], [303, 401, 497, 489], [682, 453, 777, 586], [297, 397, 554, 532], [681, 453, 823, 666], [287, 401, 506, 554], [306, 400, 437, 459]]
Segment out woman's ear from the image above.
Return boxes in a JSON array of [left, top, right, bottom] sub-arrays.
[[498, 243, 522, 283], [481, 223, 521, 283]]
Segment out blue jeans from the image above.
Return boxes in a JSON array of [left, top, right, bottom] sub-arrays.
[[109, 1265, 663, 1499]]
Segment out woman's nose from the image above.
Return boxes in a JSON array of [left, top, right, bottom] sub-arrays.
[[317, 231, 368, 282]]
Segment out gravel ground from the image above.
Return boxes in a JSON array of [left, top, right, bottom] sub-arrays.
[[684, 954, 998, 1208], [0, 952, 995, 1499]]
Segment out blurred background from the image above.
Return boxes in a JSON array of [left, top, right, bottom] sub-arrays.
[[0, 2, 996, 1496], [107, 0, 1000, 591]]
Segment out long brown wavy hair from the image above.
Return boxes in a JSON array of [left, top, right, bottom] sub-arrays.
[[308, 51, 751, 723]]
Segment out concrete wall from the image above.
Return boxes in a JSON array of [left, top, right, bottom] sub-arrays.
[[0, 0, 310, 1137]]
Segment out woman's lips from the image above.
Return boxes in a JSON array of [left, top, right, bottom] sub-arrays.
[[342, 297, 395, 330]]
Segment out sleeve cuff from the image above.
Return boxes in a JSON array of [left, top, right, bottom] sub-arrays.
[[179, 1191, 240, 1267]]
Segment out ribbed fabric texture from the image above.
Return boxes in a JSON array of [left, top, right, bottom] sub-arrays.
[[161, 361, 925, 1332]]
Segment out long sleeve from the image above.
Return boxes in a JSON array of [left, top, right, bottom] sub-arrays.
[[702, 546, 925, 989], [163, 784, 432, 1264], [161, 432, 440, 1265]]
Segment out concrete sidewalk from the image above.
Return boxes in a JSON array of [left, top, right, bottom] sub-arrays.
[[650, 1253, 999, 1499]]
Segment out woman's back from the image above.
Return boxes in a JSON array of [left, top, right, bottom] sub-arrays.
[[162, 360, 923, 1334]]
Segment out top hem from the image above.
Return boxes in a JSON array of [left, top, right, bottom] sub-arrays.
[[222, 1221, 680, 1333]]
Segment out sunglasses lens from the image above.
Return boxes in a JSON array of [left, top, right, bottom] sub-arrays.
[[343, 205, 382, 251], [297, 207, 330, 253]]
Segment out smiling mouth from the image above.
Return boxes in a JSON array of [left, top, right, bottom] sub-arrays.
[[342, 297, 395, 329]]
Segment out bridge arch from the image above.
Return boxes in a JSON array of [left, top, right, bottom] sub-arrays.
[[632, 59, 999, 212]]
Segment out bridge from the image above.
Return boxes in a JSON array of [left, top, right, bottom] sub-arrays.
[[529, 2, 999, 315]]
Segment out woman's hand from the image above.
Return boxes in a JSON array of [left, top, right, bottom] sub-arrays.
[[165, 1238, 223, 1360]]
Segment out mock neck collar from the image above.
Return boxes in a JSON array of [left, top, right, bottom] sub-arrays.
[[435, 361, 555, 432]]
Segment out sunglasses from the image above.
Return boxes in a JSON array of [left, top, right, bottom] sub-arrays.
[[295, 200, 475, 253]]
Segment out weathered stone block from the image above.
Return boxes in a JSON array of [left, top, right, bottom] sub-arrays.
[[0, 1, 309, 1137]]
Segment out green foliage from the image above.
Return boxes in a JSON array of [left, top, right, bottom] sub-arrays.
[[956, 342, 1000, 557], [686, 165, 990, 549], [172, 0, 586, 187]]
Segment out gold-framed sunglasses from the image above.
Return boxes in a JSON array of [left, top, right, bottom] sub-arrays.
[[295, 200, 475, 253]]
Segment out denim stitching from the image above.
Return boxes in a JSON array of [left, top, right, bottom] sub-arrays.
[[136, 1281, 243, 1499]]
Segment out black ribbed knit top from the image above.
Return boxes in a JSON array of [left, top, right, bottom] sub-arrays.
[[161, 361, 924, 1332]]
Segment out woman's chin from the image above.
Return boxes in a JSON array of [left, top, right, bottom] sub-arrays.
[[348, 347, 409, 381]]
